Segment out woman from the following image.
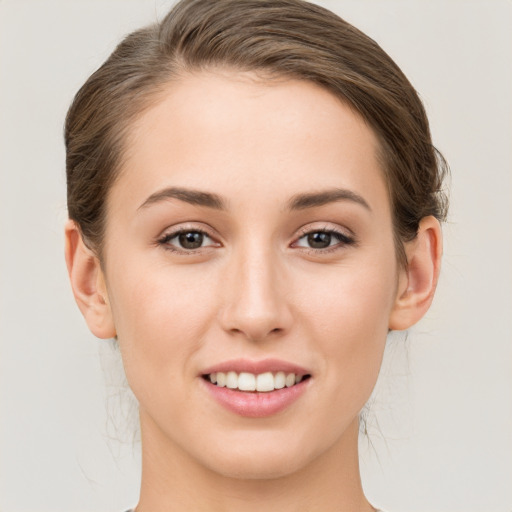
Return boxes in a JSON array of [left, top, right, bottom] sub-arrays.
[[64, 0, 448, 510]]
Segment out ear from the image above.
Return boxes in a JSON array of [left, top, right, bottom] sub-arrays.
[[389, 216, 443, 331], [64, 220, 116, 339]]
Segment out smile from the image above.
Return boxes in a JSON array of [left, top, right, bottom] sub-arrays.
[[205, 371, 310, 392], [200, 359, 312, 417]]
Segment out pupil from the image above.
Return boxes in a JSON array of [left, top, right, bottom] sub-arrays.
[[307, 232, 331, 248], [179, 231, 203, 249]]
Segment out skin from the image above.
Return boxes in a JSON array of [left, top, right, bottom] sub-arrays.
[[65, 70, 442, 512]]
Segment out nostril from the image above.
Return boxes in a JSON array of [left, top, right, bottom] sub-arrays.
[[226, 325, 284, 341]]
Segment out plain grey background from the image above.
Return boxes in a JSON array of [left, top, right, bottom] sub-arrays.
[[0, 1, 511, 511]]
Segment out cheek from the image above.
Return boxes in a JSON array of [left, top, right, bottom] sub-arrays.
[[301, 255, 397, 338], [299, 255, 398, 401], [105, 259, 219, 397]]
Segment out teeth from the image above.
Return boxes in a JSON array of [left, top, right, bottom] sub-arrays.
[[274, 371, 285, 389], [208, 371, 306, 392], [238, 372, 256, 391], [216, 372, 226, 387], [226, 371, 238, 389], [256, 372, 274, 392]]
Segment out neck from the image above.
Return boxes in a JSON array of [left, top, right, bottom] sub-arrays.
[[136, 414, 374, 512]]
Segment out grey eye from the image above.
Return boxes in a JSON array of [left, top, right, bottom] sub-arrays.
[[294, 229, 354, 251], [160, 229, 216, 251], [306, 232, 332, 249], [178, 231, 205, 249]]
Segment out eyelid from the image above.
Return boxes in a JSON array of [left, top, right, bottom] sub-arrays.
[[157, 222, 217, 239], [155, 222, 355, 254], [291, 223, 357, 251], [294, 222, 355, 240], [156, 223, 221, 253]]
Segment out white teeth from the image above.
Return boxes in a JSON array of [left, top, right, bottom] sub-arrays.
[[238, 372, 256, 391], [226, 371, 238, 389], [208, 371, 307, 392], [216, 372, 226, 387], [256, 372, 274, 392], [274, 371, 286, 389]]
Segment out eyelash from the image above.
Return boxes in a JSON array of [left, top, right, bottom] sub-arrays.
[[293, 227, 356, 253], [157, 228, 218, 255], [156, 226, 356, 255]]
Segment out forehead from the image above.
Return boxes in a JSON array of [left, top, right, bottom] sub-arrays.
[[110, 70, 390, 217]]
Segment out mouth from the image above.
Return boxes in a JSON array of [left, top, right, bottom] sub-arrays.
[[202, 371, 311, 393], [200, 359, 312, 417]]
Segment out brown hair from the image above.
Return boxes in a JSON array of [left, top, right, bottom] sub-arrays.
[[65, 0, 448, 263]]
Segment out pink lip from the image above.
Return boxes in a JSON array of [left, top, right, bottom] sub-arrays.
[[201, 378, 309, 418], [201, 358, 310, 376], [200, 358, 311, 418]]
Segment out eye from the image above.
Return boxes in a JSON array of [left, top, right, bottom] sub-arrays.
[[293, 229, 354, 250], [158, 229, 217, 251]]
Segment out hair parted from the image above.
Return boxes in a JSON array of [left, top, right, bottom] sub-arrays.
[[65, 0, 448, 262]]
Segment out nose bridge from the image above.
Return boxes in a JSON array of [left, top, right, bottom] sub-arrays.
[[220, 238, 291, 341]]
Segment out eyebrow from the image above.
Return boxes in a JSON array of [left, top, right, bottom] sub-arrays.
[[138, 186, 227, 211], [138, 186, 370, 213], [287, 188, 371, 211]]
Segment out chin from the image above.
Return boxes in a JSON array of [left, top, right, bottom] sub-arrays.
[[205, 452, 307, 481], [194, 431, 321, 481]]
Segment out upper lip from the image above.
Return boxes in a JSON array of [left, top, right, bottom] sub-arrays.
[[201, 358, 311, 376]]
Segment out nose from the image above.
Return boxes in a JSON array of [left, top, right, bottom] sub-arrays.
[[219, 245, 293, 342]]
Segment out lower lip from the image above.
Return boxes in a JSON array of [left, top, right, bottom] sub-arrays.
[[202, 378, 310, 418]]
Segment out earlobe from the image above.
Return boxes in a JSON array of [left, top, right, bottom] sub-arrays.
[[388, 216, 443, 331], [64, 220, 116, 339]]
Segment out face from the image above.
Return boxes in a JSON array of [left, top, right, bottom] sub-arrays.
[[101, 71, 404, 479]]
